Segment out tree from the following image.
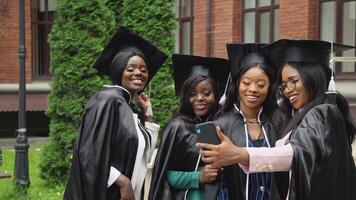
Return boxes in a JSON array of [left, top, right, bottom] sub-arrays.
[[40, 0, 116, 183]]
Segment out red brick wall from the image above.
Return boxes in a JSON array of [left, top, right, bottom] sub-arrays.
[[0, 0, 32, 83], [193, 0, 207, 56], [279, 0, 318, 39], [194, 0, 319, 56], [211, 0, 241, 58], [194, 0, 242, 58]]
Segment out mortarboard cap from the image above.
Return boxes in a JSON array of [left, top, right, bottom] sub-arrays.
[[93, 26, 167, 85], [263, 39, 354, 70], [172, 54, 230, 96], [226, 43, 274, 79]]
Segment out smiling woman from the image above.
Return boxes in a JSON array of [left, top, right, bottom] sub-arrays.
[[199, 39, 356, 200], [149, 54, 230, 200], [212, 43, 281, 200], [63, 27, 167, 200]]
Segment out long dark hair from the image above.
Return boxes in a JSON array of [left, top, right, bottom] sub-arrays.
[[223, 63, 278, 121], [277, 62, 356, 144], [178, 75, 219, 122]]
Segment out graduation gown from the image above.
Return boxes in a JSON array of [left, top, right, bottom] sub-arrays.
[[64, 86, 143, 200], [149, 115, 220, 200], [286, 104, 356, 200], [214, 107, 282, 200]]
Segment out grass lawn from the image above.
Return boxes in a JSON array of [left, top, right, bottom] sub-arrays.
[[0, 148, 65, 200]]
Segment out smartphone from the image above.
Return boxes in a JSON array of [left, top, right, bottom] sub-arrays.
[[195, 122, 220, 145]]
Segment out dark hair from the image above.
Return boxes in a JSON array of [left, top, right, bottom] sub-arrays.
[[178, 75, 219, 121], [277, 62, 356, 144], [223, 63, 278, 120]]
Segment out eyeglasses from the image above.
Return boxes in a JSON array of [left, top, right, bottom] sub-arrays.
[[278, 78, 300, 94]]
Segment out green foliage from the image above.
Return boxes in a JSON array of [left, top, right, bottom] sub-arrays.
[[40, 0, 116, 183], [120, 0, 178, 128], [0, 149, 65, 199], [41, 0, 177, 183]]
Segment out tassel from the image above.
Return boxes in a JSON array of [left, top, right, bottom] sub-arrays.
[[218, 94, 226, 106], [325, 41, 337, 104], [219, 73, 231, 106], [327, 75, 336, 93]]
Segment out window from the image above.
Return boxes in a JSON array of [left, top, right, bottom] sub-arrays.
[[319, 0, 356, 77], [31, 0, 56, 78], [242, 0, 279, 43], [174, 0, 194, 54]]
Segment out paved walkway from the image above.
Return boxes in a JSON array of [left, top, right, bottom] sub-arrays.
[[0, 137, 49, 150]]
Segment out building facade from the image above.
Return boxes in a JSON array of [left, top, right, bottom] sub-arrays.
[[176, 0, 356, 115], [0, 0, 355, 137], [0, 0, 52, 137]]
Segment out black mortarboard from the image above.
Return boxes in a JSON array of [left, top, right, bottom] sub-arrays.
[[93, 26, 167, 85], [263, 39, 354, 70], [172, 54, 230, 96], [226, 43, 274, 79]]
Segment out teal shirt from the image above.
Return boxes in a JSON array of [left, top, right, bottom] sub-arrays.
[[166, 170, 205, 200]]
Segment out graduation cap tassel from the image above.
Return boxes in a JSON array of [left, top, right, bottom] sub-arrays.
[[325, 41, 337, 104], [327, 41, 337, 93], [219, 73, 231, 106]]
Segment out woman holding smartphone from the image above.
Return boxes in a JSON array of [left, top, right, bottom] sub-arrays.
[[149, 54, 230, 200], [212, 43, 281, 200], [199, 40, 356, 200]]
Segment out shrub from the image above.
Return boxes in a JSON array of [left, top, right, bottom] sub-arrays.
[[40, 0, 116, 183]]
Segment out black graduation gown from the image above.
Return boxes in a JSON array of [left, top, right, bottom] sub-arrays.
[[149, 115, 220, 200], [214, 108, 282, 200], [64, 86, 142, 200], [286, 104, 356, 200]]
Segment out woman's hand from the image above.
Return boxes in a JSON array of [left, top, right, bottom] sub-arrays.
[[135, 93, 151, 112], [115, 174, 134, 200], [199, 164, 219, 183], [135, 93, 153, 122], [197, 126, 249, 168]]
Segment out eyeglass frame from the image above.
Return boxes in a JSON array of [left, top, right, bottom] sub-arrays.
[[278, 77, 300, 94]]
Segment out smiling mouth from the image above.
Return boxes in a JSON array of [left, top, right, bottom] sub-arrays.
[[289, 95, 297, 103], [130, 78, 145, 85], [194, 104, 207, 110], [246, 95, 258, 102]]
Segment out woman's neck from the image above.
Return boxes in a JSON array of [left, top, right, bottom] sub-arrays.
[[239, 104, 261, 121]]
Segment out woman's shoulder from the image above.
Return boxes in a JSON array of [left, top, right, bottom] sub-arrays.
[[305, 104, 340, 121], [165, 116, 191, 129], [214, 109, 241, 125]]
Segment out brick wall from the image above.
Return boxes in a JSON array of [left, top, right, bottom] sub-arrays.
[[194, 0, 242, 58], [0, 0, 32, 83], [194, 0, 319, 57], [279, 0, 318, 39]]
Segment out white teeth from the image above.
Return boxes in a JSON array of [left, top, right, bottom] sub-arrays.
[[289, 95, 297, 101], [131, 79, 143, 84], [247, 95, 257, 100]]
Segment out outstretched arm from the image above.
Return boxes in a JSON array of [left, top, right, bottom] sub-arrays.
[[197, 127, 250, 168]]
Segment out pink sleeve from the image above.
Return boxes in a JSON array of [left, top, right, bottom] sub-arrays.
[[239, 144, 293, 173]]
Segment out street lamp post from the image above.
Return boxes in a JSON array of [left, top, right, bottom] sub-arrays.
[[14, 0, 30, 188]]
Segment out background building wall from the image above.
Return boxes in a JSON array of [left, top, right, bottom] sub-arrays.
[[0, 0, 32, 83]]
